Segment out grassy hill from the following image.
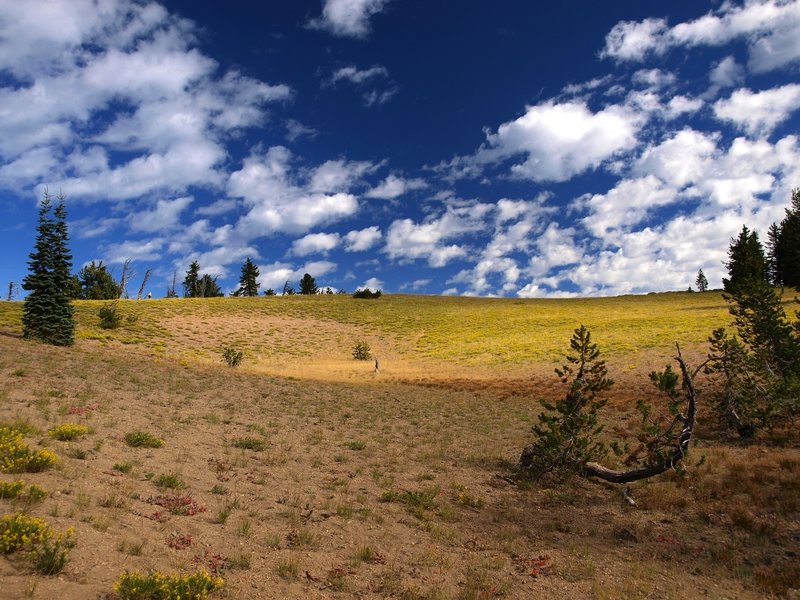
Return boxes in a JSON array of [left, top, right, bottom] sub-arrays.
[[0, 292, 798, 599], [0, 291, 738, 380]]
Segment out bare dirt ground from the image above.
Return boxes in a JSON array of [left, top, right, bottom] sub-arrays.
[[1, 332, 798, 599]]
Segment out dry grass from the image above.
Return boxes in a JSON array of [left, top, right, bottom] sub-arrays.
[[0, 292, 797, 598]]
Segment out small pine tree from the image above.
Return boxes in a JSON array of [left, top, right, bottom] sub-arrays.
[[695, 269, 708, 293], [722, 225, 768, 293], [298, 273, 318, 295], [518, 325, 614, 480], [183, 261, 200, 298], [235, 258, 260, 297], [22, 191, 75, 346]]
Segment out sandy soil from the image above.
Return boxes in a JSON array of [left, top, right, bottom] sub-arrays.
[[0, 333, 797, 599]]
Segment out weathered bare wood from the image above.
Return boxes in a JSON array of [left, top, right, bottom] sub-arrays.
[[582, 344, 697, 484], [136, 269, 152, 300], [118, 258, 134, 299]]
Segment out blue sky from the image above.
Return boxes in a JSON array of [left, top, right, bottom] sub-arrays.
[[1, 0, 799, 298]]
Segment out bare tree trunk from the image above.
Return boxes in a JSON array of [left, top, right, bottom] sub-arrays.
[[118, 259, 134, 299], [166, 270, 178, 298], [136, 269, 152, 300], [582, 345, 698, 484]]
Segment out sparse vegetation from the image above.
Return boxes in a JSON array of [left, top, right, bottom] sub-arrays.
[[0, 289, 798, 597]]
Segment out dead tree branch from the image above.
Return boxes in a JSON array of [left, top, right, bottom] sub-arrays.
[[582, 344, 697, 484]]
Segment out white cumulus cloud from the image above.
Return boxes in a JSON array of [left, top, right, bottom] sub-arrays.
[[290, 232, 341, 256], [365, 174, 427, 199], [713, 84, 800, 137], [344, 226, 382, 252], [308, 0, 390, 38], [601, 1, 800, 73], [445, 100, 642, 182]]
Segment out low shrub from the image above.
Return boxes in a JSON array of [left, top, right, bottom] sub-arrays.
[[124, 431, 164, 448], [48, 423, 91, 441], [146, 494, 206, 516], [0, 513, 49, 553], [0, 427, 59, 473], [153, 474, 186, 490], [0, 480, 47, 503], [352, 341, 371, 360], [221, 347, 243, 368], [114, 569, 223, 600], [98, 302, 122, 329], [0, 512, 74, 574], [232, 437, 266, 451]]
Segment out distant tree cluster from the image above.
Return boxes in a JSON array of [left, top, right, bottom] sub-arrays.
[[182, 260, 223, 298], [68, 260, 120, 300], [353, 288, 382, 299]]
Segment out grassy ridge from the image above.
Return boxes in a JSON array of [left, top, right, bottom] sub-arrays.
[[0, 291, 739, 367]]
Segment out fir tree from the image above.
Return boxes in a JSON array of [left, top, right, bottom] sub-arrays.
[[234, 258, 260, 297], [766, 222, 782, 286], [22, 191, 75, 346], [298, 273, 318, 295], [773, 188, 800, 287], [183, 260, 200, 297], [695, 269, 708, 292], [722, 225, 768, 293]]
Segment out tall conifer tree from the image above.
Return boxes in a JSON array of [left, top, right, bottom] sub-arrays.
[[22, 191, 75, 346], [183, 260, 200, 297], [722, 225, 768, 293], [775, 189, 800, 287], [235, 258, 260, 296]]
